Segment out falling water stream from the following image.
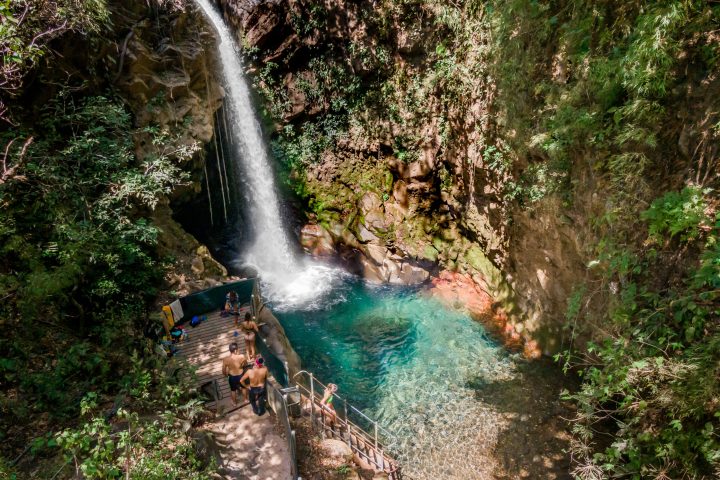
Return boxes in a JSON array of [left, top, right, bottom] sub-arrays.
[[195, 0, 337, 306], [195, 2, 572, 478]]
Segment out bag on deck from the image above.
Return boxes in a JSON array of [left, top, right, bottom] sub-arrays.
[[189, 315, 207, 328]]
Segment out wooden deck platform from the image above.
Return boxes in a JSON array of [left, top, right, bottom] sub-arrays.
[[174, 306, 252, 407]]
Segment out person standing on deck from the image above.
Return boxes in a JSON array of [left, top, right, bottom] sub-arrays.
[[241, 356, 268, 416], [222, 343, 248, 406], [240, 312, 260, 360]]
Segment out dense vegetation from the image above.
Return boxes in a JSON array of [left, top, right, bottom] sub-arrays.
[[487, 1, 720, 478], [250, 0, 720, 478], [0, 1, 213, 478], [1, 0, 718, 478]]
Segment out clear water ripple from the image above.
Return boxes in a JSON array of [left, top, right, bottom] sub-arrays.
[[274, 276, 519, 479]]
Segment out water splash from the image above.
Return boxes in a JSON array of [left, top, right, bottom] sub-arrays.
[[195, 0, 340, 307]]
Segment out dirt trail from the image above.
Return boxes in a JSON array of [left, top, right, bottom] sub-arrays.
[[205, 399, 292, 480]]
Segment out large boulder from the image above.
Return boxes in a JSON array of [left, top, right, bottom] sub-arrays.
[[359, 191, 382, 212], [389, 262, 430, 285], [359, 244, 430, 285], [257, 306, 302, 379], [356, 223, 379, 243], [361, 255, 387, 284], [363, 243, 388, 265], [191, 430, 223, 470], [300, 223, 335, 256], [320, 438, 353, 460]]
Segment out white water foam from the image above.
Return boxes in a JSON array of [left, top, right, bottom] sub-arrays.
[[195, 0, 341, 307]]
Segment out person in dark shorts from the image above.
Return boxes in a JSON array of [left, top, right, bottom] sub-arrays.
[[241, 356, 268, 416], [221, 342, 248, 406]]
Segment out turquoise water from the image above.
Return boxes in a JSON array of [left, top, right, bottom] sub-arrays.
[[270, 275, 519, 478]]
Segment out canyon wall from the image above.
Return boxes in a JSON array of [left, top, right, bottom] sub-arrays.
[[211, 0, 719, 355]]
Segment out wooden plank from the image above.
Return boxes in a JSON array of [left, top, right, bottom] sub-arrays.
[[177, 328, 249, 353], [180, 337, 250, 362], [173, 308, 254, 411]]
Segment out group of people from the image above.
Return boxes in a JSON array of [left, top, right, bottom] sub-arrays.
[[221, 289, 339, 424], [221, 342, 268, 415], [224, 291, 260, 358], [221, 290, 266, 415]]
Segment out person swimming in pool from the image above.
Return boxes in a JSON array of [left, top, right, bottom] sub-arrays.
[[320, 383, 338, 427], [240, 312, 260, 359], [221, 342, 248, 406]]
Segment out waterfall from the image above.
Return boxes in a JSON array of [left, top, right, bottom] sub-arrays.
[[196, 0, 340, 307]]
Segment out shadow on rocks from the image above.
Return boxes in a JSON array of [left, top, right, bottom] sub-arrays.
[[467, 357, 579, 480]]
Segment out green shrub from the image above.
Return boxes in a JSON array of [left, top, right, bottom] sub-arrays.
[[642, 186, 711, 242]]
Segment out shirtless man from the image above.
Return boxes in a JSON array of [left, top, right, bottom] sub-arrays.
[[240, 356, 268, 416], [221, 343, 248, 406]]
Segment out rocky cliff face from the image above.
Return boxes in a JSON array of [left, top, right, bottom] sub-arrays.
[[206, 0, 562, 354], [211, 0, 719, 356], [113, 1, 230, 295]]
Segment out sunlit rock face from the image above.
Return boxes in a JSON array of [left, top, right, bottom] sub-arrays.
[[116, 5, 224, 176], [203, 0, 582, 354], [210, 0, 718, 356]]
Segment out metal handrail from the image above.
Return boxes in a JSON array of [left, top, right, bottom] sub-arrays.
[[292, 371, 395, 441], [292, 370, 398, 450], [265, 380, 299, 479], [292, 371, 402, 478]]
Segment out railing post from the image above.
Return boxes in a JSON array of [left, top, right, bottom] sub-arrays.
[[309, 372, 315, 430], [344, 399, 351, 449], [374, 422, 378, 449]]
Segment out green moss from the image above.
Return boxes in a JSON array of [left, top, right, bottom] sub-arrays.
[[423, 244, 439, 262], [463, 245, 518, 313]]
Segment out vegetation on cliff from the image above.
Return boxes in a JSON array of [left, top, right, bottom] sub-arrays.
[[0, 1, 214, 478], [1, 0, 718, 477], [242, 0, 720, 477]]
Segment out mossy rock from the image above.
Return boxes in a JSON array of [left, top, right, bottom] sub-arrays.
[[439, 227, 459, 241], [423, 244, 439, 262], [464, 246, 501, 284], [464, 245, 519, 314]]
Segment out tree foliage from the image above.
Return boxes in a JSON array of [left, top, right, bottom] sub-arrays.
[[0, 0, 110, 120], [0, 93, 198, 473], [480, 1, 720, 477], [0, 95, 187, 323]]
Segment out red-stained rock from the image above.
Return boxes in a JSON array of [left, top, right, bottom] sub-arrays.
[[427, 270, 537, 356]]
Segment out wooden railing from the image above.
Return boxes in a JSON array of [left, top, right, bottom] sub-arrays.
[[292, 371, 403, 480]]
